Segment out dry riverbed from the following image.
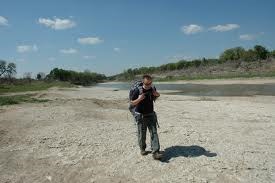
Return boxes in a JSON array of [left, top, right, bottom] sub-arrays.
[[0, 79, 275, 183]]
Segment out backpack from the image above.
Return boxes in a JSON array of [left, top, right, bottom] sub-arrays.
[[128, 80, 143, 116]]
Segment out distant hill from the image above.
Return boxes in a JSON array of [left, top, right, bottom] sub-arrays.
[[110, 45, 275, 81]]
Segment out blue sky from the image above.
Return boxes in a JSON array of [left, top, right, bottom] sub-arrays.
[[0, 0, 275, 77]]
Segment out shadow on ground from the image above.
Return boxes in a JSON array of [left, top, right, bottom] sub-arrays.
[[161, 145, 217, 163]]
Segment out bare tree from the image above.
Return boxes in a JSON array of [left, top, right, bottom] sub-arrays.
[[0, 60, 16, 84], [5, 63, 17, 78], [0, 60, 7, 77]]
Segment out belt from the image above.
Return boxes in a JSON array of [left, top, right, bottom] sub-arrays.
[[134, 112, 160, 128], [142, 112, 155, 117], [135, 112, 155, 118]]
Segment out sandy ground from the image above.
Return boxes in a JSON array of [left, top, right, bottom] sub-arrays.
[[0, 79, 275, 183]]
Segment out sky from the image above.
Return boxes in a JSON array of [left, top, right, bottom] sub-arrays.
[[0, 0, 275, 77]]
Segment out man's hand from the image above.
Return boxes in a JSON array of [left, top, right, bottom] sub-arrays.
[[152, 87, 160, 97], [131, 93, 145, 106], [138, 93, 145, 100]]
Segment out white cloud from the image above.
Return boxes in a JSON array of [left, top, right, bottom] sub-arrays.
[[113, 47, 120, 52], [239, 34, 257, 41], [0, 16, 8, 26], [181, 23, 240, 35], [60, 48, 78, 54], [17, 44, 38, 53], [38, 17, 76, 30], [181, 24, 203, 35], [83, 55, 96, 59], [77, 37, 103, 45], [209, 24, 240, 32]]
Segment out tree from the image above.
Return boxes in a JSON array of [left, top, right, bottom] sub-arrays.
[[0, 60, 7, 77], [177, 60, 187, 69], [242, 49, 257, 62], [6, 63, 16, 78], [220, 47, 245, 62], [0, 60, 16, 78], [36, 72, 45, 80], [166, 63, 177, 70], [193, 60, 202, 67], [37, 74, 42, 80], [253, 45, 269, 60], [46, 68, 106, 85], [84, 69, 91, 73]]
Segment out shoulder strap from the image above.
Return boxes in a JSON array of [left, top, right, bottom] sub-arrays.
[[137, 86, 143, 95]]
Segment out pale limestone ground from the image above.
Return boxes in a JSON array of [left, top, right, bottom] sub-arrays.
[[0, 79, 275, 183]]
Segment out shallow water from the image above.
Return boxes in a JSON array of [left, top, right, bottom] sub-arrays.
[[96, 82, 275, 96]]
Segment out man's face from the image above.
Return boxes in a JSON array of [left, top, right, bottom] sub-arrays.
[[143, 78, 152, 90]]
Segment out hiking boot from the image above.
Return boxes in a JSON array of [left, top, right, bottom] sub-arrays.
[[140, 149, 147, 156], [152, 151, 163, 160]]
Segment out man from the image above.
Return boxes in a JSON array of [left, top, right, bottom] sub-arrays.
[[130, 74, 162, 160]]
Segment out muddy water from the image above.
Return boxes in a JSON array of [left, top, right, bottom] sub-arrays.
[[96, 82, 275, 96]]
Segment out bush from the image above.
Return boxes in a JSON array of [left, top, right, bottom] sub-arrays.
[[220, 47, 246, 62], [46, 68, 106, 85], [219, 45, 270, 62]]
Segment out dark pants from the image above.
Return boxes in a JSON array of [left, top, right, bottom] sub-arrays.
[[135, 112, 160, 153]]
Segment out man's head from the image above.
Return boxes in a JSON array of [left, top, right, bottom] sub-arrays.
[[142, 74, 153, 90]]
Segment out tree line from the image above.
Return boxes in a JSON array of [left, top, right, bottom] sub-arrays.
[[1, 44, 275, 83], [46, 68, 106, 85], [115, 45, 275, 80], [0, 61, 106, 85]]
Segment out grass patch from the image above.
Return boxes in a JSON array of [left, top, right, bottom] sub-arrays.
[[0, 94, 50, 106], [0, 81, 74, 94]]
